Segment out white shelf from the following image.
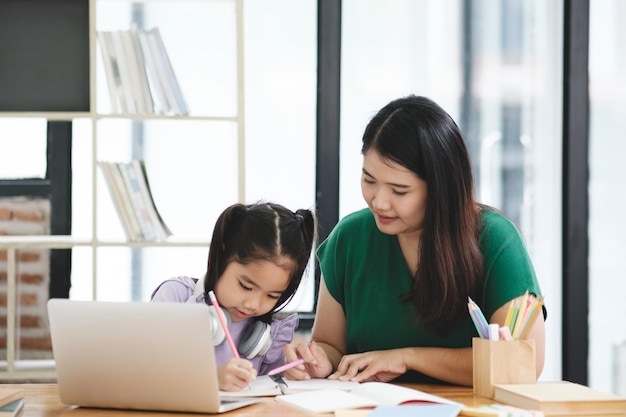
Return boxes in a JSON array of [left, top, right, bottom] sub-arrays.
[[0, 236, 91, 249], [0, 112, 92, 120], [0, 236, 211, 249], [95, 114, 239, 121], [0, 0, 244, 380]]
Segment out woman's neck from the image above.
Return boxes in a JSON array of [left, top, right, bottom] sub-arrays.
[[397, 231, 421, 276]]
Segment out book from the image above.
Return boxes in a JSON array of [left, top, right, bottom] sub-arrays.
[[118, 161, 158, 241], [108, 162, 144, 240], [98, 160, 172, 242], [98, 161, 142, 241], [493, 381, 626, 415], [109, 29, 137, 114], [136, 28, 169, 114], [367, 404, 463, 417], [96, 30, 121, 113], [130, 160, 172, 241], [0, 399, 24, 417], [145, 27, 188, 115], [0, 390, 22, 409], [96, 26, 183, 115], [120, 29, 150, 114], [129, 25, 155, 114], [274, 381, 459, 414], [219, 375, 360, 397]]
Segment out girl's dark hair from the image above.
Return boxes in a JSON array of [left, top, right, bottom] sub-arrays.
[[362, 95, 483, 334], [203, 202, 316, 323]]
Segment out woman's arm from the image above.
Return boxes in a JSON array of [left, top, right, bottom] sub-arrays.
[[329, 293, 545, 385], [401, 294, 543, 384], [490, 294, 546, 378], [329, 345, 474, 385], [310, 277, 347, 370], [283, 277, 345, 379]]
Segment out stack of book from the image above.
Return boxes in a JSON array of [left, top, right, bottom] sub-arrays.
[[493, 381, 626, 416], [97, 26, 188, 115], [99, 160, 172, 242], [0, 388, 24, 417]]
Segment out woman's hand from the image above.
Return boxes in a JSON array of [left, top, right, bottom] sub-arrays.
[[217, 358, 257, 391], [283, 341, 334, 380], [328, 349, 408, 383]]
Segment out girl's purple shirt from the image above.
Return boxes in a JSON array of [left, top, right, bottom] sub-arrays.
[[150, 276, 298, 375]]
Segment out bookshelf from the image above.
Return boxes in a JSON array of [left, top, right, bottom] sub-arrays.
[[0, 0, 245, 379]]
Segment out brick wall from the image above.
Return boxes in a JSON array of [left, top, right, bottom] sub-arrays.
[[0, 197, 53, 360]]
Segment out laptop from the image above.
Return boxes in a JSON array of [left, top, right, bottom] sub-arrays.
[[47, 299, 262, 413]]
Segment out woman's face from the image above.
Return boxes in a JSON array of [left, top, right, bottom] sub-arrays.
[[361, 150, 428, 239], [214, 259, 291, 322]]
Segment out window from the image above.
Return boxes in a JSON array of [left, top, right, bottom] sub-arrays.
[[589, 0, 626, 395], [340, 0, 563, 382]]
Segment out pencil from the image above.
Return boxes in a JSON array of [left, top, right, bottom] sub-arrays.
[[208, 290, 239, 358], [504, 300, 515, 329], [467, 298, 488, 338], [511, 290, 529, 338], [460, 406, 505, 417], [507, 299, 520, 336], [513, 297, 533, 339], [498, 325, 513, 341], [519, 297, 544, 340], [268, 359, 306, 376]]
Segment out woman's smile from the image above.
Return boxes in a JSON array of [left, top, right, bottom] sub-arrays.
[[376, 213, 396, 224]]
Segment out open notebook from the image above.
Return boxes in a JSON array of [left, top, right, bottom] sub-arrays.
[[47, 299, 261, 414]]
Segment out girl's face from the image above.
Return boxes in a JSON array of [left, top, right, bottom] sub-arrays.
[[214, 259, 291, 322], [361, 150, 428, 239]]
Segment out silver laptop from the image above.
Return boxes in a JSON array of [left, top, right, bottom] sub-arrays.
[[47, 299, 261, 413]]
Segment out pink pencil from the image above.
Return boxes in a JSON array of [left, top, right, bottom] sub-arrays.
[[268, 359, 306, 376], [208, 290, 239, 358]]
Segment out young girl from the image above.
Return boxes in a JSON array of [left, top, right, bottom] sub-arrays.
[[151, 202, 316, 391]]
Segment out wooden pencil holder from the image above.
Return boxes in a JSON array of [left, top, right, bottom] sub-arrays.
[[472, 337, 537, 398]]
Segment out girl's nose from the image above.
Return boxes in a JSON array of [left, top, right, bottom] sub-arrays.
[[242, 294, 261, 312]]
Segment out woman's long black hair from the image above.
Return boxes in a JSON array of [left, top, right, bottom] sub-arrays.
[[362, 95, 483, 334]]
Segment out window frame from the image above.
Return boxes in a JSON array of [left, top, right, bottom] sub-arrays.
[[0, 121, 73, 298]]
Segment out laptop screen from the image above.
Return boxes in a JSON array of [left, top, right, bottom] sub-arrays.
[[48, 299, 228, 413]]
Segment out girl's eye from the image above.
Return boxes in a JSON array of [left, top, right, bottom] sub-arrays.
[[362, 177, 374, 184], [239, 282, 252, 291], [392, 190, 407, 196], [267, 294, 281, 300]]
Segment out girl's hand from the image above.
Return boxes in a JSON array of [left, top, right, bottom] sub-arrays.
[[328, 349, 408, 383], [283, 341, 333, 380], [217, 358, 257, 391]]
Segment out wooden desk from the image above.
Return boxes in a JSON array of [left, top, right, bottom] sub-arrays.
[[6, 383, 624, 417], [3, 383, 494, 416]]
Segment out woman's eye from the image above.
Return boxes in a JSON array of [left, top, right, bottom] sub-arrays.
[[267, 294, 280, 300], [362, 177, 374, 184], [392, 190, 407, 196]]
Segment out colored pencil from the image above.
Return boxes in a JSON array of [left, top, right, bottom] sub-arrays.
[[208, 290, 239, 358]]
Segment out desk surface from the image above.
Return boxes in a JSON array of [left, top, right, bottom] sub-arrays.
[[4, 383, 496, 416], [7, 383, 625, 417]]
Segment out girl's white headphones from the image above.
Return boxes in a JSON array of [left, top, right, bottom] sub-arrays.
[[194, 280, 273, 359]]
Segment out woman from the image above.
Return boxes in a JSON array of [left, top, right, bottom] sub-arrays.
[[284, 95, 545, 386]]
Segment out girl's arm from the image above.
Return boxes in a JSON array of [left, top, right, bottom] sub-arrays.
[[217, 358, 257, 391]]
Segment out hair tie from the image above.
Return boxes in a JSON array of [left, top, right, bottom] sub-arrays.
[[295, 213, 304, 222]]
